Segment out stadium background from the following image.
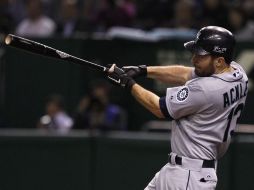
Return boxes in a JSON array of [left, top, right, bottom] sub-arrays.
[[0, 0, 254, 190]]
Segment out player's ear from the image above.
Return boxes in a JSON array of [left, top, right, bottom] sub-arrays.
[[215, 57, 225, 68]]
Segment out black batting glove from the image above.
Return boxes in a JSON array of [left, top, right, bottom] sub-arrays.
[[107, 65, 136, 90], [121, 65, 147, 78]]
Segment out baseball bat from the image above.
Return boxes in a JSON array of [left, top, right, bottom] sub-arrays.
[[4, 34, 108, 72]]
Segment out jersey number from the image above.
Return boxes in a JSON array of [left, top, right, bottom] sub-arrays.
[[223, 103, 244, 142]]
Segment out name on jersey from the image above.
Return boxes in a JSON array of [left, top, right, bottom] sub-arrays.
[[223, 81, 248, 108]]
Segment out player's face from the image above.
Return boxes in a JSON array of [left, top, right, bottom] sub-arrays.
[[191, 54, 216, 77]]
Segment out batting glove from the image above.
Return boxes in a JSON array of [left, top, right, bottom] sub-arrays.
[[121, 65, 147, 78], [107, 65, 136, 90]]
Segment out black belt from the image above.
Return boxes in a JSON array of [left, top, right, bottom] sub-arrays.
[[169, 155, 215, 168]]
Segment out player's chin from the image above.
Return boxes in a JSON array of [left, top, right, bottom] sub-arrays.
[[195, 69, 213, 77], [194, 68, 202, 76], [195, 69, 207, 77]]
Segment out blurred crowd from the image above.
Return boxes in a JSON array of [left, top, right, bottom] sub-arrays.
[[37, 81, 127, 133], [1, 0, 254, 40]]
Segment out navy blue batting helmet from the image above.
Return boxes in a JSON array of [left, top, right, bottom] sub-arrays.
[[184, 26, 236, 63]]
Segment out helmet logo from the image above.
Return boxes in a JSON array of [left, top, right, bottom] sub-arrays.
[[213, 46, 227, 53]]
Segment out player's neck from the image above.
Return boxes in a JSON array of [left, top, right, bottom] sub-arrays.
[[215, 65, 232, 74]]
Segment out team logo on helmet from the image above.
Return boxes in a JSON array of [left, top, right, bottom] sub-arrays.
[[213, 46, 227, 53], [176, 87, 189, 102]]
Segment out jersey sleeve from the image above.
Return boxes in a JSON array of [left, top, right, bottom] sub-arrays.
[[159, 80, 208, 119]]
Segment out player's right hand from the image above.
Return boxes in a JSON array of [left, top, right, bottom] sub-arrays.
[[107, 64, 136, 90], [121, 65, 147, 78]]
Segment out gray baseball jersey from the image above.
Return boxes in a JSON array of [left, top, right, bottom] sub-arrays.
[[159, 61, 248, 160]]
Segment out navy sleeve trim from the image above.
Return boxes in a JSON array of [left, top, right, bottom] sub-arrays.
[[159, 97, 174, 120]]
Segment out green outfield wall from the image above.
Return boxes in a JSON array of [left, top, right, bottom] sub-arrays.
[[0, 130, 253, 190]]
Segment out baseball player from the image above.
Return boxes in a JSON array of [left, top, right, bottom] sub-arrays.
[[107, 26, 248, 190]]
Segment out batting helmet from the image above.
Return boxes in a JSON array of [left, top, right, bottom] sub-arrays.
[[184, 26, 235, 63]]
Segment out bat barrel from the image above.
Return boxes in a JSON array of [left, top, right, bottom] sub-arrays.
[[5, 34, 55, 56], [4, 34, 108, 72]]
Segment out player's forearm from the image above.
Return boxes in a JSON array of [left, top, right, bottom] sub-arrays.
[[147, 66, 193, 85], [131, 83, 164, 118]]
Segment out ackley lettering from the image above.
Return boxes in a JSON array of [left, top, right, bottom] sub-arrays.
[[223, 81, 248, 108]]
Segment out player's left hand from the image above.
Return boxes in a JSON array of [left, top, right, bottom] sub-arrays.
[[107, 64, 136, 90], [122, 65, 147, 78]]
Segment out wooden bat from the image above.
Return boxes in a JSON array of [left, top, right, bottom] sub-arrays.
[[4, 34, 108, 72]]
